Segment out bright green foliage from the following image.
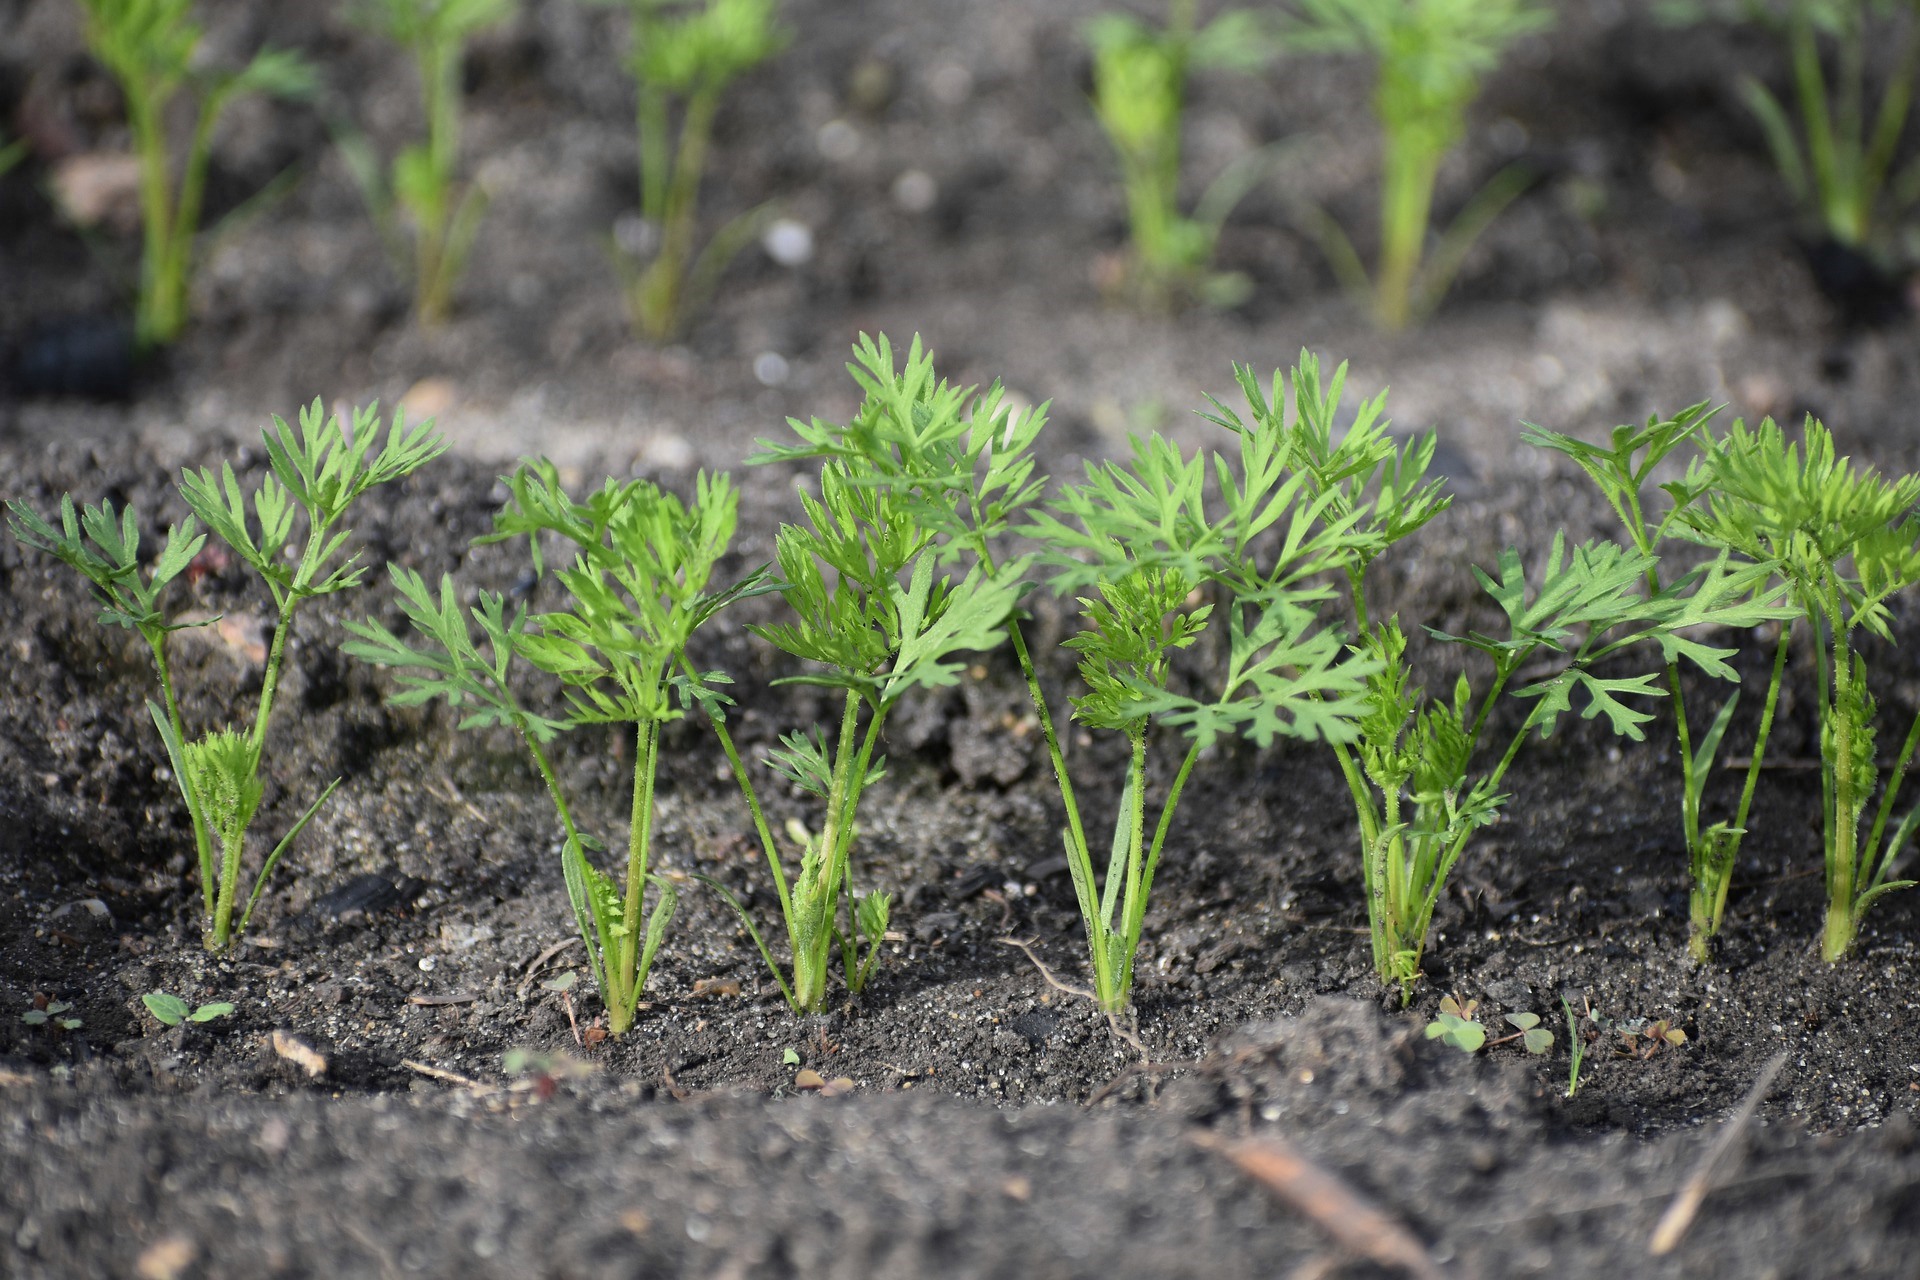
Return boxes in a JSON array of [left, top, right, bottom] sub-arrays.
[[1025, 358, 1374, 1012], [10, 401, 442, 952], [1201, 353, 1771, 996], [346, 463, 762, 1034], [1286, 0, 1552, 329], [344, 0, 516, 326], [1086, 0, 1277, 308], [142, 992, 233, 1025], [596, 0, 788, 339], [702, 381, 1028, 1011], [1665, 0, 1920, 250], [74, 0, 315, 348], [1526, 407, 1798, 961], [1680, 416, 1920, 960]]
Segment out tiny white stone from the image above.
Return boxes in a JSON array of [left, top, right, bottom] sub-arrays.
[[892, 169, 937, 213], [762, 218, 814, 267], [815, 119, 860, 162], [753, 351, 791, 387]]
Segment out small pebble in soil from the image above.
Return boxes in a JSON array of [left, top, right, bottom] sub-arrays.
[[761, 219, 814, 267]]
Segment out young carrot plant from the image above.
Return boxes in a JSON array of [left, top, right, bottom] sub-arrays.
[[344, 463, 763, 1034], [343, 0, 516, 326], [1664, 0, 1920, 251], [599, 0, 788, 340], [1286, 0, 1552, 330], [1086, 0, 1277, 308], [1026, 404, 1373, 1013], [76, 0, 315, 348], [1679, 416, 1920, 960], [1525, 408, 1797, 960], [7, 402, 446, 951], [1201, 354, 1775, 995], [694, 426, 1026, 1012]]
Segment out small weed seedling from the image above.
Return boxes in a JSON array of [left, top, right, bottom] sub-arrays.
[[1680, 416, 1920, 959], [1086, 0, 1277, 307], [346, 463, 762, 1034], [9, 402, 446, 952], [343, 0, 516, 325], [1617, 1016, 1688, 1059], [76, 0, 315, 348], [599, 0, 788, 339], [1562, 996, 1591, 1096], [21, 999, 82, 1032], [692, 347, 1028, 1012], [1286, 0, 1552, 329], [1526, 408, 1797, 960], [1425, 993, 1485, 1050], [1664, 0, 1920, 251], [142, 992, 234, 1026]]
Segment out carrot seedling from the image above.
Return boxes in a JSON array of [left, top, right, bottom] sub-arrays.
[[9, 402, 446, 952], [596, 0, 788, 340], [1286, 0, 1552, 329], [1679, 416, 1920, 961], [342, 0, 516, 326], [75, 0, 315, 348], [688, 364, 1028, 1013], [1526, 408, 1797, 960], [346, 463, 763, 1034], [1086, 0, 1277, 307], [1202, 355, 1775, 996]]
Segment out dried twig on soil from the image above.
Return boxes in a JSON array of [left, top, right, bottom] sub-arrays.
[[1649, 1050, 1790, 1255], [401, 1058, 498, 1096], [1193, 1130, 1447, 1280]]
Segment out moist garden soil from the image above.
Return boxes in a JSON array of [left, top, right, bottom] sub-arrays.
[[4, 1, 1920, 1276]]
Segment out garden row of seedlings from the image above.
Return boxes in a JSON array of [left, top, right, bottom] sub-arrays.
[[34, 1, 1912, 348], [11, 335, 1920, 1037]]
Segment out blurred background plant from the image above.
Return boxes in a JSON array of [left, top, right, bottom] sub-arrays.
[[598, 0, 788, 341], [1085, 0, 1278, 309], [74, 0, 315, 349], [1284, 0, 1552, 330], [1661, 0, 1920, 259], [340, 0, 516, 327]]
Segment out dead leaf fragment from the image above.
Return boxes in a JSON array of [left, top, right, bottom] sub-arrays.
[[1001, 1175, 1032, 1202], [793, 1069, 857, 1097], [691, 977, 742, 998], [52, 152, 142, 231], [619, 1208, 651, 1237], [269, 1030, 328, 1079], [135, 1235, 197, 1280]]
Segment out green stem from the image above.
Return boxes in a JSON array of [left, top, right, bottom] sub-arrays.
[[127, 86, 175, 350], [613, 716, 660, 1020], [1376, 126, 1441, 331], [149, 634, 215, 918], [1822, 587, 1857, 961]]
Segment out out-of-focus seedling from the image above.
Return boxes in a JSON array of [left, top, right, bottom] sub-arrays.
[[21, 999, 83, 1032], [142, 992, 234, 1026], [595, 0, 788, 340], [346, 464, 763, 1034], [75, 0, 316, 348], [1086, 0, 1278, 308], [1662, 0, 1920, 253], [1563, 996, 1591, 1096], [0, 129, 26, 178], [1285, 0, 1553, 329], [1618, 1016, 1689, 1059], [8, 402, 446, 952], [343, 0, 516, 325]]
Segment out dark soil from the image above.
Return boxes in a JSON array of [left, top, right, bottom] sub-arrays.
[[4, 1, 1920, 1277]]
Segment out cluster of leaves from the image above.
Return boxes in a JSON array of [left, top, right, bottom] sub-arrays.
[[1679, 416, 1920, 960], [345, 462, 762, 1034], [1285, 0, 1553, 330], [1085, 0, 1277, 308], [342, 0, 516, 326], [75, 0, 316, 348], [8, 401, 446, 952], [601, 0, 789, 339], [142, 992, 234, 1026], [21, 1000, 82, 1032], [1663, 0, 1920, 252], [1424, 993, 1553, 1054]]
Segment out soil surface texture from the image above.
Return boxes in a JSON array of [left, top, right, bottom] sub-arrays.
[[4, 1, 1920, 1277]]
